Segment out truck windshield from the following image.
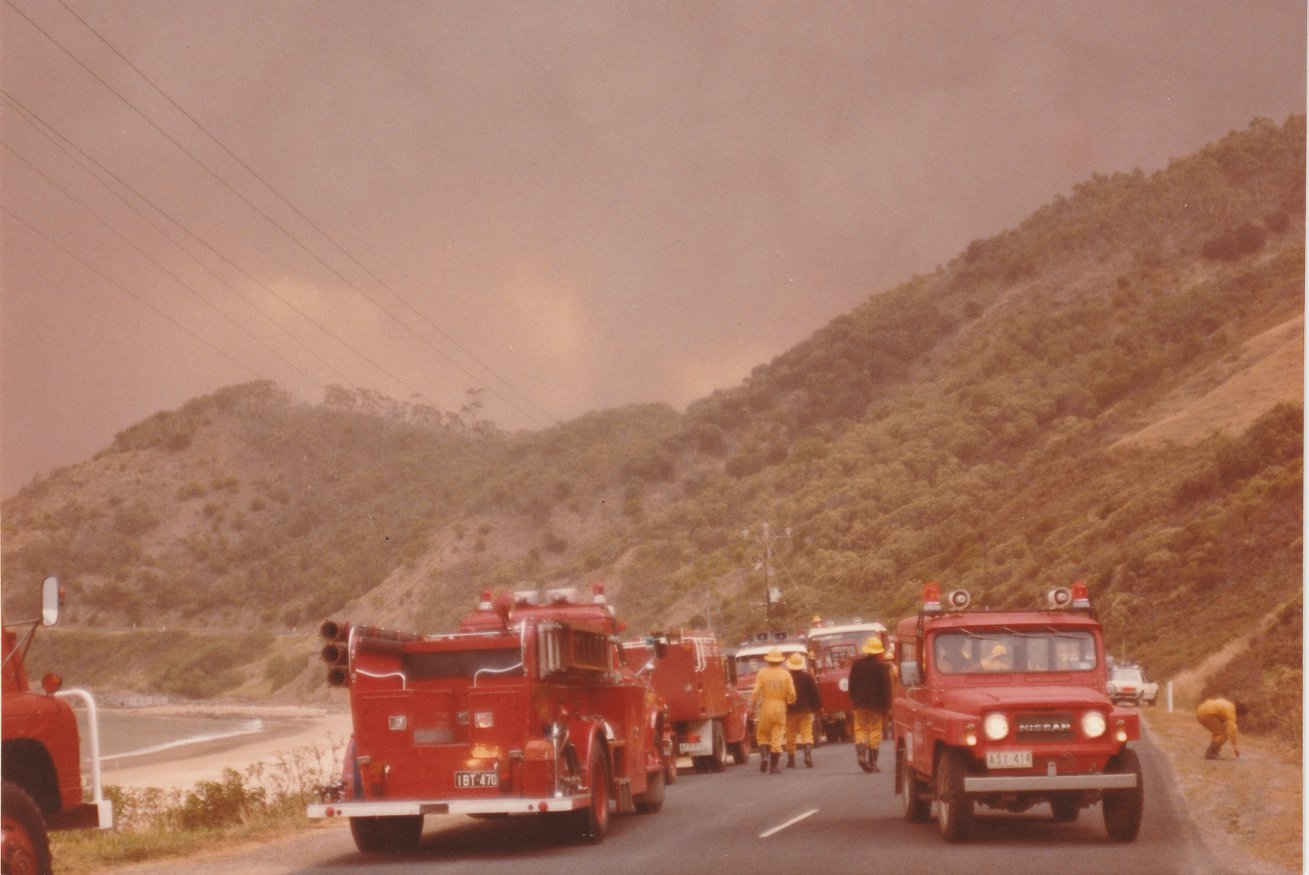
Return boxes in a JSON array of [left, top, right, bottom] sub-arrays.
[[932, 630, 1097, 675], [403, 648, 524, 680], [808, 634, 863, 668]]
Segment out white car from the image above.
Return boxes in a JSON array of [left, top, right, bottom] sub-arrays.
[[1107, 666, 1158, 706]]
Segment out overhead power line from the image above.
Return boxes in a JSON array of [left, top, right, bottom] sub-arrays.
[[4, 90, 358, 390], [3, 206, 265, 381], [53, 0, 561, 428], [2, 138, 325, 387], [7, 0, 560, 428]]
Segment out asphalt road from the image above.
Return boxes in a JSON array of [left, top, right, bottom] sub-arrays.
[[112, 734, 1233, 875]]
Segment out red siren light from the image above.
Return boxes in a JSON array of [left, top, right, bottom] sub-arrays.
[[478, 590, 493, 610], [922, 582, 942, 612], [1070, 580, 1091, 608], [592, 583, 606, 604]]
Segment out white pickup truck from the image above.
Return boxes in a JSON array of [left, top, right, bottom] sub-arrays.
[[1107, 665, 1159, 706]]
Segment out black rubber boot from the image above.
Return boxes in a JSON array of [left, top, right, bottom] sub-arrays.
[[856, 743, 873, 773], [868, 746, 881, 773], [769, 752, 781, 774], [786, 752, 796, 768], [761, 750, 770, 772], [1204, 741, 1222, 760], [803, 744, 813, 768]]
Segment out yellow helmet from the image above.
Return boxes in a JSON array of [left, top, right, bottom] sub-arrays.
[[785, 652, 807, 670], [764, 647, 786, 663], [862, 637, 885, 655]]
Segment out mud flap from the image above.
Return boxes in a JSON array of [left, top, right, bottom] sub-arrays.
[[615, 777, 635, 814]]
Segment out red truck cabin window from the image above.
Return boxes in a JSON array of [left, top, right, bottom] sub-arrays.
[[932, 630, 1098, 675], [403, 648, 524, 680]]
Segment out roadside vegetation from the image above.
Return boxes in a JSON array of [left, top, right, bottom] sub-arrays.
[[50, 739, 343, 874]]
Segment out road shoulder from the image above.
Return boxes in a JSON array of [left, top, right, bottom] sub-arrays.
[[1141, 708, 1301, 874]]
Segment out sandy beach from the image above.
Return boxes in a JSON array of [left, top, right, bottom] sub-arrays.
[[97, 704, 354, 791]]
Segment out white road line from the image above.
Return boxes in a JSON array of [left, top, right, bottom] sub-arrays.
[[758, 808, 819, 838]]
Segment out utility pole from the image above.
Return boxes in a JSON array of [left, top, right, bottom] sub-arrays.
[[743, 523, 791, 622]]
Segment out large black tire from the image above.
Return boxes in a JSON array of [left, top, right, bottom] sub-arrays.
[[935, 750, 974, 842], [897, 749, 930, 824], [1103, 747, 1144, 842], [1051, 794, 1080, 823], [573, 744, 611, 844], [2, 780, 52, 875], [709, 721, 728, 773], [349, 815, 423, 854], [635, 768, 665, 814], [730, 736, 750, 766]]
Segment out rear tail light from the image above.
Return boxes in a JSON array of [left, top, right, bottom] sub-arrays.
[[475, 712, 494, 728]]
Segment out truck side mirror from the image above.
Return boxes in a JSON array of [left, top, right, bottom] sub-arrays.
[[899, 660, 921, 687], [41, 576, 60, 627]]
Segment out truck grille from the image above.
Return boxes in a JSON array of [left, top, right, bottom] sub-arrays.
[[1015, 712, 1074, 741]]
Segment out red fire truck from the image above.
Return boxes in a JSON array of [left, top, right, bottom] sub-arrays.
[[2, 577, 114, 875], [309, 584, 669, 854], [892, 582, 1144, 843], [804, 621, 889, 742], [623, 632, 751, 771]]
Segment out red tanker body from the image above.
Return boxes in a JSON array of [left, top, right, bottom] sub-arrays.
[[804, 621, 889, 742], [2, 578, 113, 875], [624, 632, 750, 771], [892, 583, 1144, 843], [309, 584, 669, 854]]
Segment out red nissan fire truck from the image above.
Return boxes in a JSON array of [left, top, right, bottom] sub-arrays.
[[892, 582, 1143, 843]]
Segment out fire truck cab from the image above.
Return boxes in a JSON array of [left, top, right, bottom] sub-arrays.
[[2, 577, 113, 875], [892, 582, 1143, 843], [309, 584, 669, 854], [624, 632, 750, 771], [804, 621, 889, 742]]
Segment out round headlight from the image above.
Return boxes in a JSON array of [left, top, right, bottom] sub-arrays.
[[982, 712, 1009, 741], [1081, 711, 1107, 739]]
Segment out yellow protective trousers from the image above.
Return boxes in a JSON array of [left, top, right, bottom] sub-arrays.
[[853, 709, 884, 746], [784, 713, 815, 754], [1197, 713, 1229, 747]]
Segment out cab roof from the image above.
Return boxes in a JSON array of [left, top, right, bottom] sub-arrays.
[[733, 640, 808, 658], [894, 610, 1101, 637], [806, 622, 887, 640]]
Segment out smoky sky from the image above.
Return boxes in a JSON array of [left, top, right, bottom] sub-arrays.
[[1, 1, 1304, 497]]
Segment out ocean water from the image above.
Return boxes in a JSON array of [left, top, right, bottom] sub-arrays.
[[75, 710, 265, 764]]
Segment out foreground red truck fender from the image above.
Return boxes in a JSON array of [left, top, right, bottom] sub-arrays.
[[892, 582, 1143, 843], [309, 583, 669, 854], [2, 577, 114, 875], [624, 632, 751, 771]]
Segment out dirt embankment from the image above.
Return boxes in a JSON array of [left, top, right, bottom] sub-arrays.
[[1142, 705, 1301, 874]]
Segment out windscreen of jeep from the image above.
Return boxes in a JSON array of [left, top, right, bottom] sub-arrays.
[[932, 630, 1097, 674]]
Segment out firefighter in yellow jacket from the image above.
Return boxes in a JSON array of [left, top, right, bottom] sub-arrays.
[[1196, 697, 1247, 759], [751, 647, 797, 774]]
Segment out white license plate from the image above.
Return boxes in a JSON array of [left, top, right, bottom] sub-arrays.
[[454, 770, 499, 788], [986, 750, 1033, 769]]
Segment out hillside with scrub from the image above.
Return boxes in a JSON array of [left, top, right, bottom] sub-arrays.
[[4, 116, 1302, 740]]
